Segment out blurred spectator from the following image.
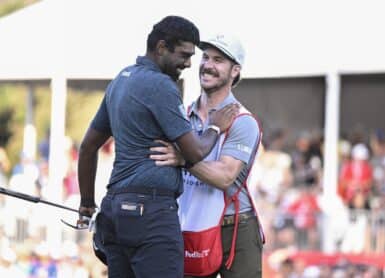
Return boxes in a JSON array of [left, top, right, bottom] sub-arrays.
[[36, 160, 49, 198], [369, 129, 385, 208], [291, 131, 323, 188], [276, 258, 295, 278], [252, 130, 293, 205], [264, 128, 288, 151], [11, 152, 39, 181], [318, 193, 350, 252], [63, 137, 79, 200], [5, 153, 39, 241], [0, 146, 10, 187], [318, 264, 333, 277], [362, 265, 383, 278], [38, 129, 50, 162], [338, 139, 351, 169], [0, 245, 25, 277], [286, 185, 321, 250], [57, 240, 89, 278], [369, 201, 385, 253], [348, 125, 366, 147], [249, 129, 293, 252], [340, 193, 370, 253], [272, 189, 299, 249], [338, 143, 373, 209]]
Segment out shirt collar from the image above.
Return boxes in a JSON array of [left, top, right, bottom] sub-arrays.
[[188, 92, 237, 117], [136, 56, 161, 72]]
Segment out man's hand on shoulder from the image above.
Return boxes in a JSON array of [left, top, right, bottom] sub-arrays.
[[209, 103, 240, 133]]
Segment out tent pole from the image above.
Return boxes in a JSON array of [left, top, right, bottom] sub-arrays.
[[322, 72, 341, 253], [47, 75, 67, 250]]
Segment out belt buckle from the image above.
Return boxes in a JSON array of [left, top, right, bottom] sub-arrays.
[[222, 212, 253, 226], [239, 213, 247, 221], [222, 215, 234, 226]]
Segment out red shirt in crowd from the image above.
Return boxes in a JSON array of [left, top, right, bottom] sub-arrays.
[[338, 160, 373, 203]]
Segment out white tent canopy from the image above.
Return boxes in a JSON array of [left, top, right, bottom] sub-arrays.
[[1, 0, 384, 251], [1, 0, 385, 80]]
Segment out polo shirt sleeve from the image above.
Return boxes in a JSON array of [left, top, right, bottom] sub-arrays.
[[221, 114, 260, 164], [90, 95, 112, 135], [148, 79, 192, 141]]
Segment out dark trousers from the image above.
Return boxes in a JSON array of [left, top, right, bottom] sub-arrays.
[[97, 192, 183, 278], [185, 217, 263, 278]]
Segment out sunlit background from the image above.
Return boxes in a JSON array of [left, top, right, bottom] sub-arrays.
[[0, 0, 385, 277]]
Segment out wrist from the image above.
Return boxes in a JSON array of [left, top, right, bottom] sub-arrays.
[[80, 198, 96, 208], [207, 124, 221, 135], [183, 160, 195, 169]]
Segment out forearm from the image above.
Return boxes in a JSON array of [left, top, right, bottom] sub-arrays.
[[177, 129, 219, 164], [77, 127, 111, 207], [177, 103, 239, 164], [78, 150, 98, 207], [188, 159, 241, 191]]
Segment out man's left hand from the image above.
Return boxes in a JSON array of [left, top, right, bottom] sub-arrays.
[[150, 140, 184, 166]]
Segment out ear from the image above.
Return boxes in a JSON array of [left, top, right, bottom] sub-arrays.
[[155, 40, 167, 56], [231, 64, 241, 79]]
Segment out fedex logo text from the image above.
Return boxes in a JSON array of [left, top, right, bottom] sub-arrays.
[[185, 249, 210, 258]]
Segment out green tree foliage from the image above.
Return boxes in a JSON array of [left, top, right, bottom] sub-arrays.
[[0, 85, 28, 166], [0, 107, 13, 146], [0, 0, 40, 18], [0, 84, 103, 168], [66, 89, 104, 145]]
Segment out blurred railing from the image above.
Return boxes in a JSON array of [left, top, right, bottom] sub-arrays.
[[260, 208, 385, 254]]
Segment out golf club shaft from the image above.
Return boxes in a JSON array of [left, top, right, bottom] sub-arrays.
[[0, 186, 79, 213]]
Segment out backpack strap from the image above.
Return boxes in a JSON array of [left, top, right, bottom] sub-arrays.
[[219, 111, 264, 269], [224, 185, 243, 269]]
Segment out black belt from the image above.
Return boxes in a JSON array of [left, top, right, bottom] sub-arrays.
[[222, 211, 255, 226], [107, 186, 177, 198]]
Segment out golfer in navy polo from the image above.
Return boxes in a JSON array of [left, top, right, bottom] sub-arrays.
[[77, 16, 238, 278]]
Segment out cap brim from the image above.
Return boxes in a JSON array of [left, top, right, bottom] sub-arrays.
[[198, 41, 212, 51], [199, 41, 239, 65]]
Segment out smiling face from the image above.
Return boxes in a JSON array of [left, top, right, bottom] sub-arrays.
[[159, 41, 195, 81], [199, 47, 241, 94]]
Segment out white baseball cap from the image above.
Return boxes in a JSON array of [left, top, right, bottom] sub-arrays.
[[352, 143, 369, 160], [199, 33, 245, 67], [199, 33, 245, 86]]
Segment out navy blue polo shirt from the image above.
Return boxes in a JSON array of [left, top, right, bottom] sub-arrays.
[[91, 56, 192, 194]]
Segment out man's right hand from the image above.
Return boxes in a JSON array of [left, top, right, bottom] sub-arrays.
[[77, 206, 96, 229], [209, 103, 240, 133]]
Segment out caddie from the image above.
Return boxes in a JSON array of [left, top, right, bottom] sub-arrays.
[[150, 33, 265, 278]]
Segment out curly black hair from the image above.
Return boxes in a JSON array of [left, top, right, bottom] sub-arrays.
[[147, 15, 200, 52]]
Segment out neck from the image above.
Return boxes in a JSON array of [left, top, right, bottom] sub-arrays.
[[198, 86, 231, 120], [145, 52, 157, 63]]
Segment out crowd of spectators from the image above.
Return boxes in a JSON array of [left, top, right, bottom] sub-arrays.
[[0, 127, 384, 277], [251, 128, 385, 276], [0, 134, 112, 277]]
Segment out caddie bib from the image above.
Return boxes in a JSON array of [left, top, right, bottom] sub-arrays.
[[179, 134, 225, 231]]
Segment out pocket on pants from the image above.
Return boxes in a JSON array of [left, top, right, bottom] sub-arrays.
[[114, 200, 146, 246]]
